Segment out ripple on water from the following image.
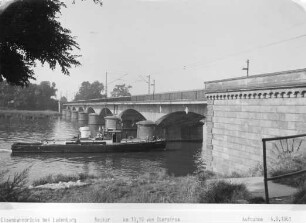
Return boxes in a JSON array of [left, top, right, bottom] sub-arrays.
[[0, 117, 206, 183]]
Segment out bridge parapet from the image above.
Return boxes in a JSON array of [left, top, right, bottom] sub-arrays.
[[64, 89, 206, 105], [204, 68, 306, 93], [131, 89, 206, 102]]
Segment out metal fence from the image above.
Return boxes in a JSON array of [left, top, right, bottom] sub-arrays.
[[262, 134, 306, 203]]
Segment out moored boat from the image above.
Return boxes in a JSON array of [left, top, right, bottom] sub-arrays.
[[11, 139, 166, 154]]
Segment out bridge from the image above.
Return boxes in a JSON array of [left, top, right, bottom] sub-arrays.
[[63, 68, 306, 175], [63, 89, 207, 142]]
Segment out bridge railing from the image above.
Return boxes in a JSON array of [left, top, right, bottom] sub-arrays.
[[65, 89, 206, 105], [66, 96, 132, 104], [131, 89, 206, 102]]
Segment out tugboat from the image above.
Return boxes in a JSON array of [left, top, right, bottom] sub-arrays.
[[11, 116, 166, 154]]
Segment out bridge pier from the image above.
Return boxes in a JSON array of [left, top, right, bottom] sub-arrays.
[[71, 111, 78, 121], [78, 112, 89, 122], [136, 120, 156, 140], [65, 110, 71, 120], [61, 109, 66, 117], [88, 113, 103, 125]]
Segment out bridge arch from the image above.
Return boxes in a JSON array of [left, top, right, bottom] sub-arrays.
[[86, 107, 96, 114], [98, 107, 113, 125], [156, 111, 205, 142], [118, 109, 146, 129], [156, 111, 204, 127], [78, 107, 84, 112], [99, 107, 113, 117]]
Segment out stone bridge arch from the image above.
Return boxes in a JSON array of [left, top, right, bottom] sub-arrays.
[[98, 107, 113, 125], [118, 109, 146, 129], [86, 107, 96, 114], [156, 111, 205, 142], [99, 107, 113, 117]]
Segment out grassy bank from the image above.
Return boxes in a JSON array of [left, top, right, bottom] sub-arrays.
[[1, 169, 257, 203]]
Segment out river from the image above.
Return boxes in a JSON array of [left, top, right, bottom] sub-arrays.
[[0, 117, 206, 183]]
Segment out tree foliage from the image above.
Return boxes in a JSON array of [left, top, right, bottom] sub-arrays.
[[60, 96, 68, 103], [110, 84, 132, 98], [74, 81, 104, 101], [0, 0, 102, 86], [0, 81, 58, 110]]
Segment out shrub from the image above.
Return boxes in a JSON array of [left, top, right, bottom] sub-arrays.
[[197, 170, 216, 182], [199, 181, 251, 203], [0, 168, 31, 202], [293, 185, 306, 204], [269, 138, 306, 188]]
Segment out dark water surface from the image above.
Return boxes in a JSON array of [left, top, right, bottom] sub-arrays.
[[0, 117, 206, 183]]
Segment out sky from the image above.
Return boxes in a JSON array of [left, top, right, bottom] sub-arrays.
[[30, 0, 306, 100]]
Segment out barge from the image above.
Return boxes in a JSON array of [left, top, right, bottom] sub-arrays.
[[11, 139, 166, 154]]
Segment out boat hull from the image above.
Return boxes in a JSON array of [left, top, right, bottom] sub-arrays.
[[11, 140, 167, 154]]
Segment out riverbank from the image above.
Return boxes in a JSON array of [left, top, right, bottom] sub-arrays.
[[2, 168, 305, 203], [0, 170, 259, 203], [0, 109, 60, 119]]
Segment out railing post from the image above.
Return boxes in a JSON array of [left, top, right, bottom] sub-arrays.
[[262, 139, 270, 204]]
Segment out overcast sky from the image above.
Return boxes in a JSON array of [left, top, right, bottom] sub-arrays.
[[32, 0, 306, 100]]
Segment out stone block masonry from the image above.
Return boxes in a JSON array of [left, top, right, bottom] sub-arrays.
[[204, 68, 306, 175]]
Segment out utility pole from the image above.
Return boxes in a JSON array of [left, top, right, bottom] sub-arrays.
[[242, 59, 250, 77], [151, 79, 155, 95], [147, 75, 151, 94], [105, 71, 108, 98]]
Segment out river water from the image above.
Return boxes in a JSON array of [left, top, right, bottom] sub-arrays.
[[0, 117, 206, 183]]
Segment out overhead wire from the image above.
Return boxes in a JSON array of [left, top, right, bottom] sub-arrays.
[[150, 22, 306, 75], [184, 33, 306, 71]]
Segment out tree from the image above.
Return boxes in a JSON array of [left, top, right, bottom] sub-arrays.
[[0, 81, 16, 107], [0, 81, 58, 110], [0, 0, 102, 86], [34, 81, 57, 109], [74, 81, 104, 101], [110, 84, 132, 97], [60, 96, 68, 103]]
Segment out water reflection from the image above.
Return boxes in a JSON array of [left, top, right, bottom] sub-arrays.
[[0, 117, 206, 183]]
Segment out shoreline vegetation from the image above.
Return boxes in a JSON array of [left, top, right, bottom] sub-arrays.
[[1, 167, 305, 203], [0, 109, 60, 119], [0, 168, 288, 204]]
